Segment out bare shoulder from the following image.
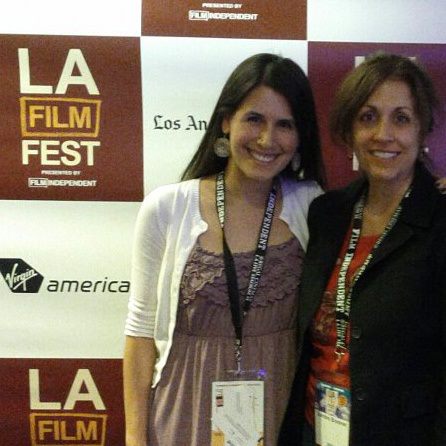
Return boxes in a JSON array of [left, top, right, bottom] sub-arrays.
[[199, 175, 215, 196]]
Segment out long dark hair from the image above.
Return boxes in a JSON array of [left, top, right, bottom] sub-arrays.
[[181, 53, 325, 186]]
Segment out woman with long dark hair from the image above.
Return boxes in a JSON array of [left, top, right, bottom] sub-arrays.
[[123, 53, 325, 446]]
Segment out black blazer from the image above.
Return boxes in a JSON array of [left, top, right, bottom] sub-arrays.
[[280, 165, 446, 446]]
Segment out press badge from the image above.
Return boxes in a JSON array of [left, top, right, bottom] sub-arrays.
[[211, 380, 264, 446], [315, 381, 351, 446]]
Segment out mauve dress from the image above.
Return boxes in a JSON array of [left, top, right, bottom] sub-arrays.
[[148, 237, 304, 446]]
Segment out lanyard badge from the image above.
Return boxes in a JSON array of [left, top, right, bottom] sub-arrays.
[[334, 186, 411, 360], [315, 186, 411, 446], [314, 381, 351, 446], [211, 172, 277, 446], [215, 171, 277, 373]]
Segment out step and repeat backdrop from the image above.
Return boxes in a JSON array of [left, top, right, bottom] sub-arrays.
[[1, 0, 445, 444]]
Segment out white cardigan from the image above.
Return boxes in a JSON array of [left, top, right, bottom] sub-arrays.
[[124, 176, 323, 387]]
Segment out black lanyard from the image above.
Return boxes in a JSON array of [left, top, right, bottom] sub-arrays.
[[215, 171, 277, 370], [335, 186, 411, 360]]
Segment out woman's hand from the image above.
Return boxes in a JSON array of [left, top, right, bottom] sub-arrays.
[[436, 177, 446, 194], [123, 336, 157, 446]]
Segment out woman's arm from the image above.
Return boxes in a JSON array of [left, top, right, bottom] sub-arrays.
[[123, 336, 157, 446], [431, 205, 446, 445], [434, 230, 446, 444], [123, 189, 165, 446]]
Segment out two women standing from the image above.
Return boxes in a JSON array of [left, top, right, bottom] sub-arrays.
[[124, 51, 446, 446]]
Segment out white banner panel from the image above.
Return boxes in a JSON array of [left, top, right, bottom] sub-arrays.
[[308, 0, 446, 43], [0, 200, 139, 358], [0, 0, 141, 36]]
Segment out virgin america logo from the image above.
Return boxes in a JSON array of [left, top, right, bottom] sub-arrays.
[[0, 259, 44, 293]]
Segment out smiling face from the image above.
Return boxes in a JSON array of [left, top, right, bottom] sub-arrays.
[[222, 85, 299, 185], [352, 79, 422, 190]]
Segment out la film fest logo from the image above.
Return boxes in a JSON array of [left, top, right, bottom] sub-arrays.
[[18, 48, 101, 188], [29, 369, 107, 446], [0, 258, 130, 294], [189, 2, 259, 21]]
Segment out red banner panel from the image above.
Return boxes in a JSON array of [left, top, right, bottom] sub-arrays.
[[0, 35, 143, 201], [0, 359, 124, 446], [142, 0, 307, 39]]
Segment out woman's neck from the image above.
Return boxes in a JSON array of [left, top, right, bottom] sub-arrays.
[[365, 178, 411, 215], [361, 178, 412, 236], [223, 168, 275, 207]]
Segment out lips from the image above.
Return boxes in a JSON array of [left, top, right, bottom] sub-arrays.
[[371, 150, 399, 159], [249, 149, 277, 163]]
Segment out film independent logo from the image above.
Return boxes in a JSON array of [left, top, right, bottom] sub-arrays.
[[0, 258, 44, 293]]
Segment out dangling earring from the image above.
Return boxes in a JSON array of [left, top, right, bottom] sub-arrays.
[[418, 146, 429, 160], [291, 152, 301, 172], [214, 134, 230, 158]]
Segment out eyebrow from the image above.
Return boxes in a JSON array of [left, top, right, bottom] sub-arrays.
[[361, 104, 414, 112], [277, 117, 297, 126], [245, 110, 296, 122]]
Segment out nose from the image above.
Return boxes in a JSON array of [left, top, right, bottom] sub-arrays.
[[374, 118, 394, 142], [257, 125, 274, 148]]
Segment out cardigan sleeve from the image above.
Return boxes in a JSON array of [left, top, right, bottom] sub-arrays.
[[124, 188, 167, 338], [280, 178, 324, 251]]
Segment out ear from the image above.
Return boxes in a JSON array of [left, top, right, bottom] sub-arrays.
[[347, 146, 354, 160]]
